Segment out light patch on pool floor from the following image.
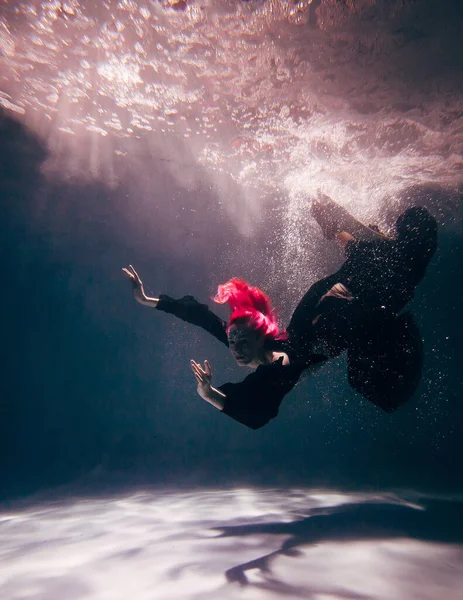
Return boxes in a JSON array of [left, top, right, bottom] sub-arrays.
[[0, 488, 462, 599]]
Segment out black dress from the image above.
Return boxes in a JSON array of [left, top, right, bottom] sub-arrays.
[[155, 293, 323, 429], [156, 207, 437, 428]]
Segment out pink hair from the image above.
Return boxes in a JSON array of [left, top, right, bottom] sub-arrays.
[[213, 278, 287, 341]]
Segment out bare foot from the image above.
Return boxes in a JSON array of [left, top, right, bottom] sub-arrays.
[[310, 195, 340, 240]]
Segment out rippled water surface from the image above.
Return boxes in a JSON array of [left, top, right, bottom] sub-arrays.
[[2, 1, 462, 224]]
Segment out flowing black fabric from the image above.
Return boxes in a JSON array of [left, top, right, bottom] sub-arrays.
[[219, 359, 310, 430], [347, 312, 424, 412]]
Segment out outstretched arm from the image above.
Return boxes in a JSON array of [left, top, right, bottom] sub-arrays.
[[122, 265, 159, 307], [122, 265, 229, 346]]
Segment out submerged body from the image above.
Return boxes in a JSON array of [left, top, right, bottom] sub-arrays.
[[154, 206, 437, 428], [124, 198, 437, 430]]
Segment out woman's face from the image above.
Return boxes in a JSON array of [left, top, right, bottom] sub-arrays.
[[227, 324, 263, 366]]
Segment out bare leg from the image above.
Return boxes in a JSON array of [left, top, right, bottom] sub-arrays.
[[311, 192, 391, 242]]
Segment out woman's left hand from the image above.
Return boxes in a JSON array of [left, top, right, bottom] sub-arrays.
[[190, 359, 213, 396]]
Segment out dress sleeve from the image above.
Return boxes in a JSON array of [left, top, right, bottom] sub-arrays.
[[156, 294, 229, 347], [218, 360, 306, 430]]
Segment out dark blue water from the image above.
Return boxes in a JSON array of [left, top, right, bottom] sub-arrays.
[[1, 111, 461, 499]]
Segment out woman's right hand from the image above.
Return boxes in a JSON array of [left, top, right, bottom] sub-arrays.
[[190, 359, 213, 397], [190, 359, 225, 410], [122, 264, 147, 303]]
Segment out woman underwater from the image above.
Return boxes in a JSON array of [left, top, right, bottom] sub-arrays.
[[123, 193, 438, 429]]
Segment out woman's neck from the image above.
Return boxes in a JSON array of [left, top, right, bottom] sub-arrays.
[[246, 350, 272, 369], [249, 350, 288, 368]]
